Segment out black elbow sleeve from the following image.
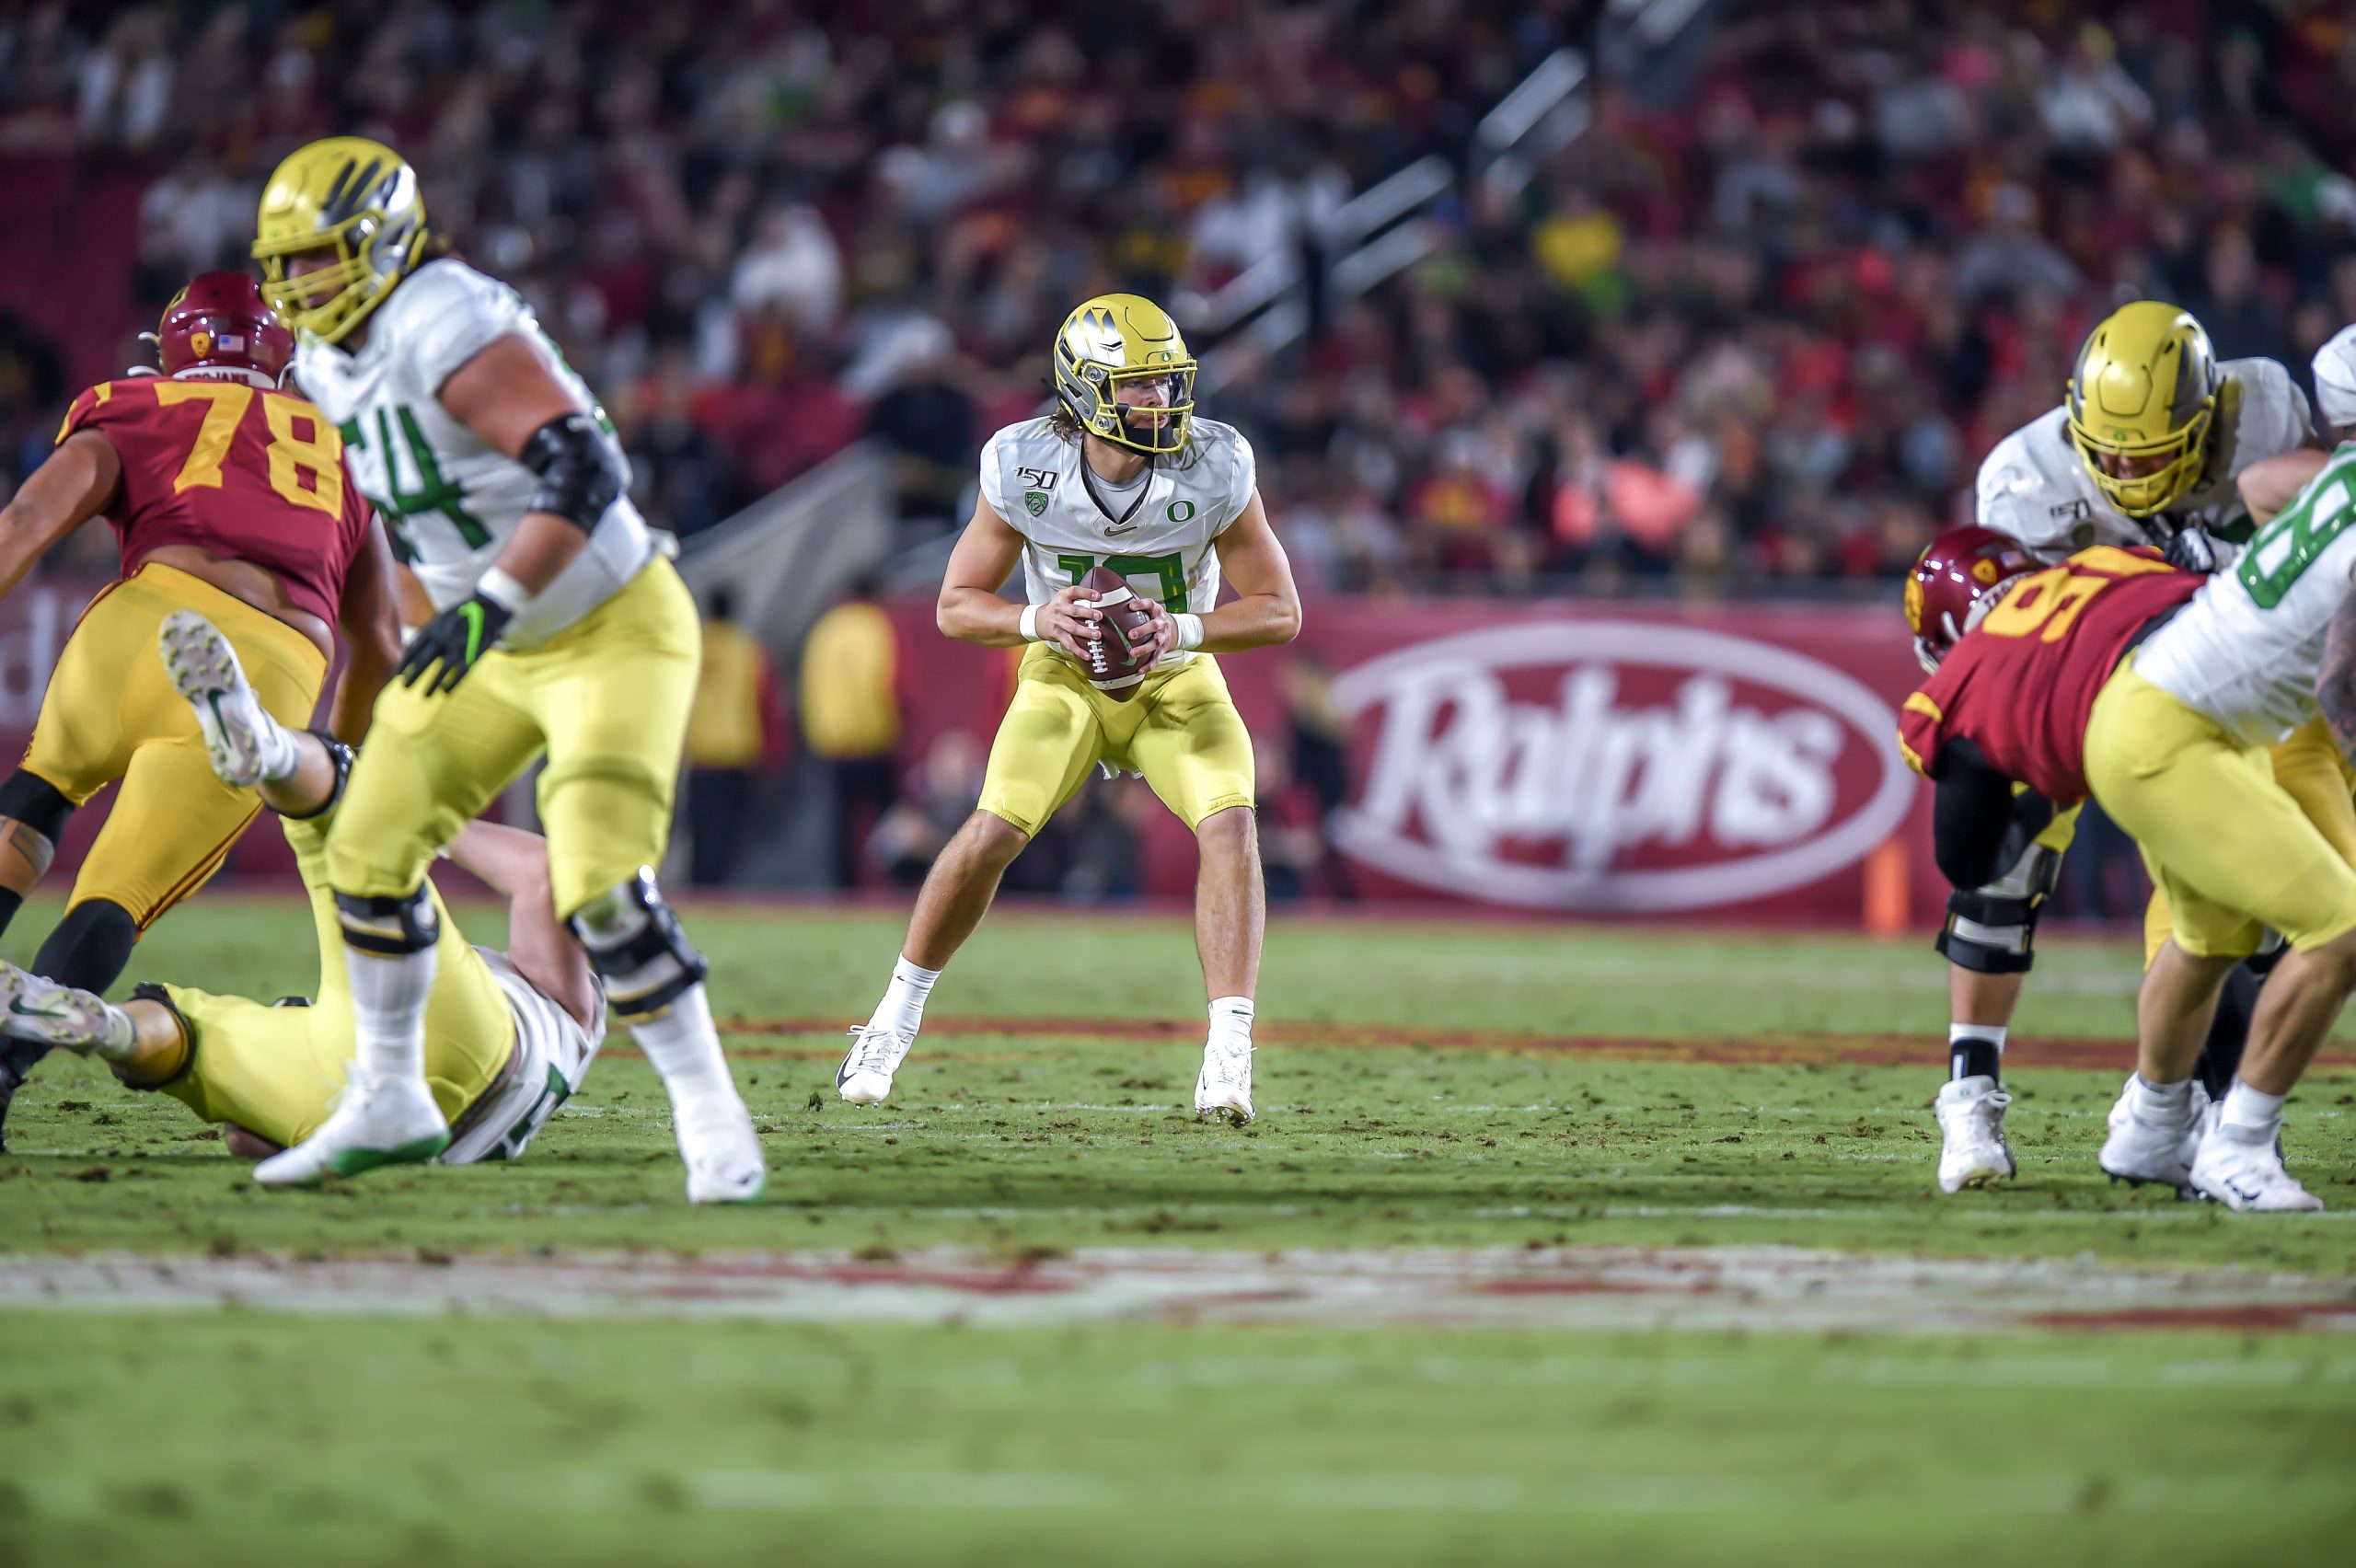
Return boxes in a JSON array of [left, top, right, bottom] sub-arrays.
[[519, 412, 622, 532]]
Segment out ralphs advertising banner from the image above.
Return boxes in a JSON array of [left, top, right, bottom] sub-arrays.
[[887, 594, 1942, 925], [1328, 618, 1919, 914]]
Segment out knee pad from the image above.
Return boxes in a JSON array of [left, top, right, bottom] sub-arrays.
[[279, 734, 356, 823], [1934, 840, 2063, 975], [33, 899, 139, 993], [334, 884, 440, 956], [0, 770, 74, 847], [568, 869, 708, 1020]]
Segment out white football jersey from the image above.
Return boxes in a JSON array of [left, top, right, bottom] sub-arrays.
[[439, 946, 606, 1167], [1974, 357, 2315, 564], [978, 415, 1258, 672], [2136, 444, 2356, 746], [291, 259, 658, 647], [2314, 323, 2356, 431]]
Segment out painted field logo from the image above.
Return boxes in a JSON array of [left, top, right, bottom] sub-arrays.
[[1329, 623, 1916, 911]]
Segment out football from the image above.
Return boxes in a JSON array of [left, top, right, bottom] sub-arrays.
[[1077, 565, 1158, 701]]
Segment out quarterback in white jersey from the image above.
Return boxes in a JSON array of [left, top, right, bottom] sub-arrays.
[[248, 135, 760, 1201], [840, 294, 1302, 1125], [2076, 449, 2356, 1211], [1925, 303, 2326, 1198], [0, 612, 603, 1170]]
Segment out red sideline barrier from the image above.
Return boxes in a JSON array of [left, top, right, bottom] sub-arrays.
[[885, 594, 1946, 927]]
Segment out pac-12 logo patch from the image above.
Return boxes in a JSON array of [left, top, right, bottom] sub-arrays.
[[1024, 490, 1049, 516]]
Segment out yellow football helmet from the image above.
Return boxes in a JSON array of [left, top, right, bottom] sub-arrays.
[[1052, 293, 1196, 455], [251, 135, 430, 345], [2064, 300, 2221, 518]]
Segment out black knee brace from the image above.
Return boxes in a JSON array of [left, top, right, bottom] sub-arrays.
[[33, 898, 138, 993], [1934, 840, 2063, 976], [568, 869, 708, 1020], [334, 885, 440, 955], [0, 770, 74, 847]]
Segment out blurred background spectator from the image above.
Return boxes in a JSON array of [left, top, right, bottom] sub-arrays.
[[4, 0, 2351, 905], [683, 587, 789, 887]]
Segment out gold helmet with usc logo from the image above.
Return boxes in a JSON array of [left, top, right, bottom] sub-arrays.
[[1906, 525, 2038, 672], [1051, 293, 1196, 455], [251, 135, 431, 344], [2064, 301, 2222, 519]]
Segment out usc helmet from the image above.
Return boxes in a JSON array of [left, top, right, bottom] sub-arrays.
[[152, 272, 293, 386], [1052, 293, 1196, 455], [2064, 301, 2221, 519], [251, 135, 430, 345], [1906, 525, 2038, 672]]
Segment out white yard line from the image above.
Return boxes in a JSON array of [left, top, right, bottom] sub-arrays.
[[0, 1244, 2348, 1335]]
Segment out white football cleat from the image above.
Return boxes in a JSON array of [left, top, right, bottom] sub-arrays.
[[159, 609, 285, 788], [253, 1072, 450, 1185], [1195, 1038, 1254, 1126], [2096, 1075, 2209, 1193], [1934, 1075, 2015, 1193], [837, 1023, 911, 1106], [2189, 1106, 2322, 1213], [0, 962, 117, 1055], [674, 1097, 767, 1205]]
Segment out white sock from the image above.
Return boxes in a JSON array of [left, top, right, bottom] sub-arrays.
[[87, 1000, 138, 1064], [1948, 1022, 2006, 1051], [2218, 1079, 2286, 1142], [346, 945, 436, 1082], [2130, 1073, 2194, 1120], [1209, 995, 1254, 1053], [629, 981, 737, 1123], [871, 956, 941, 1040], [252, 711, 302, 783]]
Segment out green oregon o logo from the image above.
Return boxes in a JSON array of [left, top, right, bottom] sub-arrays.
[[1168, 500, 1195, 523]]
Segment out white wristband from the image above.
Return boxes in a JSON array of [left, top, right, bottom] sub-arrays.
[[1173, 612, 1205, 651], [1018, 604, 1044, 642], [476, 567, 530, 612]]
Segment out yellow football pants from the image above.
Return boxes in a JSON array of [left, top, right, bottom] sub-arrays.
[[2086, 663, 2356, 958], [326, 559, 699, 919], [2136, 717, 2356, 964], [977, 644, 1256, 837], [21, 564, 325, 929], [162, 812, 513, 1147]]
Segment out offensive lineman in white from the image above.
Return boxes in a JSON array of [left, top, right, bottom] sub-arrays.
[[1924, 301, 2328, 1193], [246, 136, 762, 1198], [2088, 440, 2356, 1209], [838, 294, 1302, 1123]]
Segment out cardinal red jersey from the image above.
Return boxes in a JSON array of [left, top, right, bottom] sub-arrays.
[[55, 376, 372, 628], [1897, 546, 2201, 803]]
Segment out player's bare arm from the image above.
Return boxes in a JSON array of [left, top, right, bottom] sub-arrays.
[[1134, 490, 1300, 664], [443, 820, 599, 1033], [0, 431, 121, 598], [325, 519, 403, 743], [2316, 585, 2356, 767], [2240, 449, 2330, 530], [936, 493, 1102, 657], [437, 334, 605, 594]]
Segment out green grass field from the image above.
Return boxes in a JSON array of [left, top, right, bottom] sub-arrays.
[[1, 897, 2351, 1565]]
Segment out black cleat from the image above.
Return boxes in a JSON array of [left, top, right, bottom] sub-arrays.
[[0, 1038, 46, 1155]]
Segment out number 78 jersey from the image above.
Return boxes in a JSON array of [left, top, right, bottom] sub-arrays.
[[2139, 444, 2356, 745], [978, 415, 1258, 672], [290, 259, 656, 649], [55, 374, 375, 628]]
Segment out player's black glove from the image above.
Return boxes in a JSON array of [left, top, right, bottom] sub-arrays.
[[2162, 526, 2218, 574], [398, 589, 514, 696]]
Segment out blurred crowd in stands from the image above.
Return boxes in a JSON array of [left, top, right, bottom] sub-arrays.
[[4, 0, 2353, 894]]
